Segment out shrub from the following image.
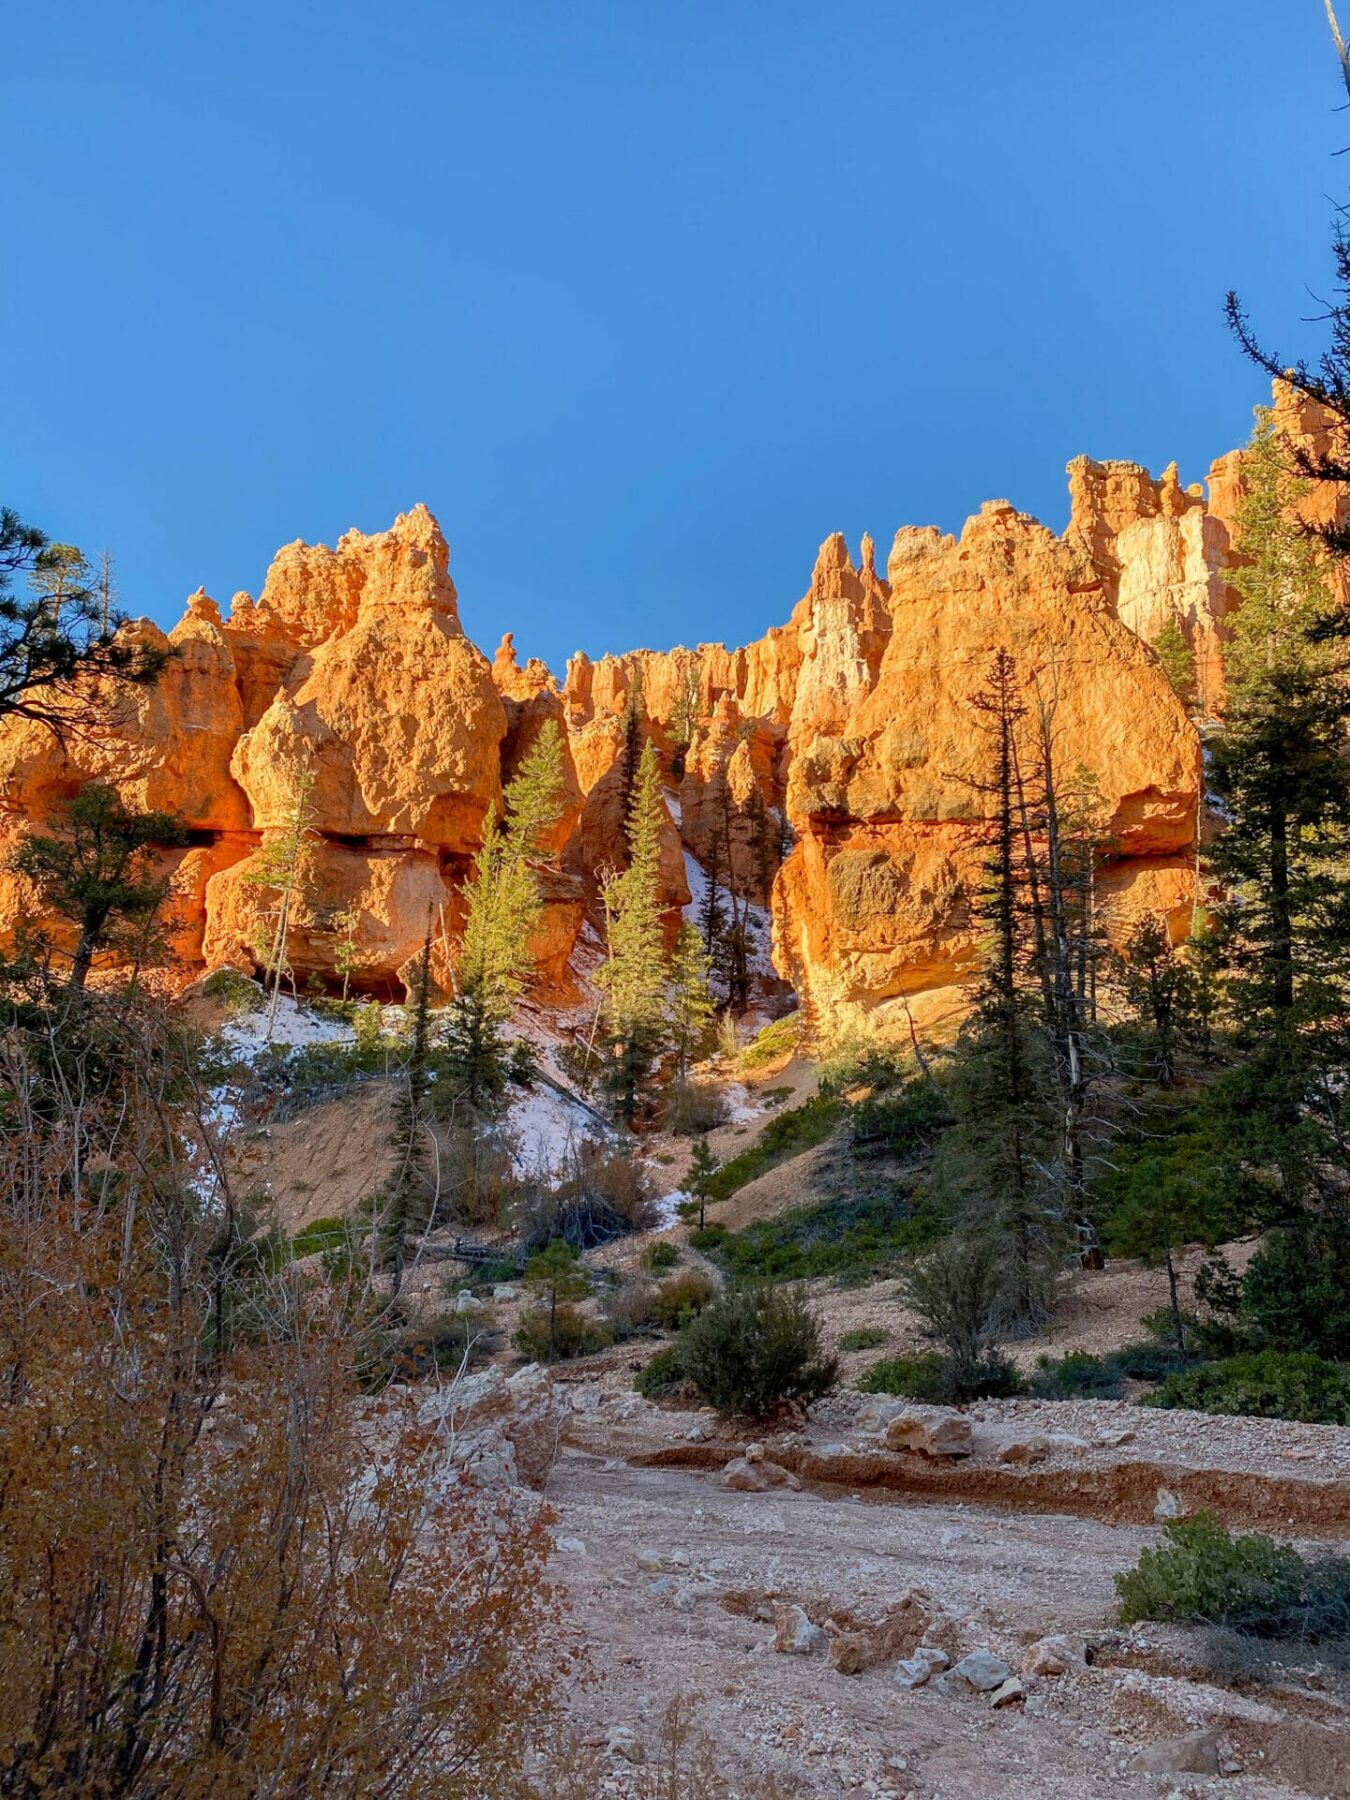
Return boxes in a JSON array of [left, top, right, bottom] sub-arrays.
[[897, 1233, 1009, 1379], [289, 1216, 351, 1261], [704, 1094, 845, 1199], [1030, 1350, 1122, 1400], [662, 1079, 728, 1136], [372, 1310, 500, 1382], [736, 1011, 800, 1072], [859, 1350, 1024, 1404], [1143, 1350, 1350, 1425], [513, 1303, 613, 1363], [678, 1284, 839, 1418], [704, 1188, 940, 1285], [521, 1142, 657, 1250], [837, 1326, 889, 1353], [601, 1277, 660, 1340], [1115, 1511, 1350, 1641], [438, 1123, 521, 1228], [649, 1269, 716, 1330], [644, 1241, 682, 1274], [199, 965, 263, 1016], [1201, 1227, 1350, 1361], [634, 1342, 689, 1399], [688, 1224, 729, 1254]]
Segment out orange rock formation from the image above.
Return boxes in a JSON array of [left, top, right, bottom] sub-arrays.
[[1, 382, 1339, 1030]]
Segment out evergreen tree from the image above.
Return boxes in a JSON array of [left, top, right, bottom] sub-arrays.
[[615, 672, 645, 832], [244, 772, 318, 1039], [331, 902, 361, 1003], [0, 512, 165, 733], [446, 721, 565, 1108], [1206, 407, 1350, 1216], [686, 1136, 718, 1231], [597, 739, 669, 1125], [667, 921, 716, 1083], [384, 929, 434, 1297], [14, 782, 187, 990], [943, 651, 1061, 1325], [521, 1241, 588, 1359], [1152, 617, 1198, 712], [668, 663, 702, 781], [1121, 913, 1191, 1088]]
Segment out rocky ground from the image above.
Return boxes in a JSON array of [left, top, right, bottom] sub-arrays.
[[538, 1382, 1350, 1799]]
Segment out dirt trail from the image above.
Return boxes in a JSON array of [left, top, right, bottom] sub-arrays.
[[548, 1449, 1345, 1798]]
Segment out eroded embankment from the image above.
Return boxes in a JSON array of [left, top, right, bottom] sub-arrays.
[[635, 1442, 1350, 1538]]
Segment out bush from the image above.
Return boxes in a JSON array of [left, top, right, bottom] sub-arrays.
[[601, 1278, 660, 1340], [662, 1079, 728, 1136], [704, 1188, 941, 1285], [1115, 1511, 1350, 1641], [736, 1012, 800, 1072], [438, 1123, 521, 1228], [859, 1351, 1024, 1404], [521, 1142, 657, 1250], [650, 1269, 716, 1330], [704, 1094, 845, 1199], [199, 966, 263, 1016], [1202, 1227, 1350, 1361], [897, 1233, 1009, 1378], [513, 1303, 613, 1363], [678, 1285, 839, 1418], [644, 1241, 682, 1274], [1143, 1350, 1350, 1425], [837, 1326, 889, 1353], [289, 1216, 352, 1261], [1030, 1350, 1123, 1400], [634, 1342, 690, 1399], [372, 1310, 501, 1382]]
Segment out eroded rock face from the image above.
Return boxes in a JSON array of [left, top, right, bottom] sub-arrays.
[[0, 389, 1307, 1017]]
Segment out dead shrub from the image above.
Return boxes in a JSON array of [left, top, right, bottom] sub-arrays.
[[662, 1078, 729, 1136], [650, 1268, 717, 1329], [521, 1140, 657, 1250]]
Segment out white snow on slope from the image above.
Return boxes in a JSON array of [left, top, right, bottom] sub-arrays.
[[681, 849, 775, 979]]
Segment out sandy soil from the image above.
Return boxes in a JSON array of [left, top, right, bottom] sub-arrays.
[[545, 1444, 1349, 1798]]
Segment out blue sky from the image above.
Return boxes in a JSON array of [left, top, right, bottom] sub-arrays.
[[3, 3, 1345, 672]]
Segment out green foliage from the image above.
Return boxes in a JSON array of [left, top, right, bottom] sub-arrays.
[[523, 1241, 589, 1306], [289, 1216, 353, 1261], [199, 967, 264, 1016], [1151, 617, 1198, 710], [1029, 1349, 1123, 1400], [597, 740, 669, 1124], [14, 782, 187, 989], [649, 1269, 716, 1330], [703, 1094, 844, 1199], [1195, 1225, 1350, 1360], [735, 1012, 801, 1072], [1143, 1351, 1350, 1425], [858, 1350, 1024, 1404], [1115, 1511, 1350, 1641], [667, 922, 717, 1084], [243, 773, 317, 1033], [634, 1342, 689, 1399], [704, 1187, 941, 1285], [684, 1134, 719, 1230], [897, 1232, 1012, 1380], [0, 509, 165, 731], [512, 1303, 612, 1363], [837, 1326, 889, 1353], [678, 1284, 839, 1418], [643, 1240, 682, 1274]]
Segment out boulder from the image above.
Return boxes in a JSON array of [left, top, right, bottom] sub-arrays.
[[773, 1604, 825, 1656], [423, 1361, 569, 1491], [722, 1451, 800, 1493], [1130, 1729, 1222, 1777], [883, 1406, 973, 1459], [948, 1650, 1012, 1693]]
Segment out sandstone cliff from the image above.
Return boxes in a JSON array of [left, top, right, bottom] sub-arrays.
[[1, 381, 1337, 1032]]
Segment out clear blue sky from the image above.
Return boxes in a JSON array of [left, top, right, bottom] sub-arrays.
[[3, 3, 1345, 673]]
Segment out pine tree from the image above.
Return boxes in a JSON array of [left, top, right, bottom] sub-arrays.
[[686, 1136, 718, 1231], [1206, 408, 1350, 1214], [667, 921, 716, 1084], [669, 663, 702, 781], [597, 739, 669, 1125], [14, 783, 187, 990], [331, 902, 361, 1003], [446, 721, 565, 1108], [616, 673, 646, 834], [0, 512, 164, 732], [384, 929, 434, 1297], [944, 651, 1061, 1325], [1121, 913, 1191, 1087], [1152, 617, 1198, 712], [244, 772, 317, 1040]]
